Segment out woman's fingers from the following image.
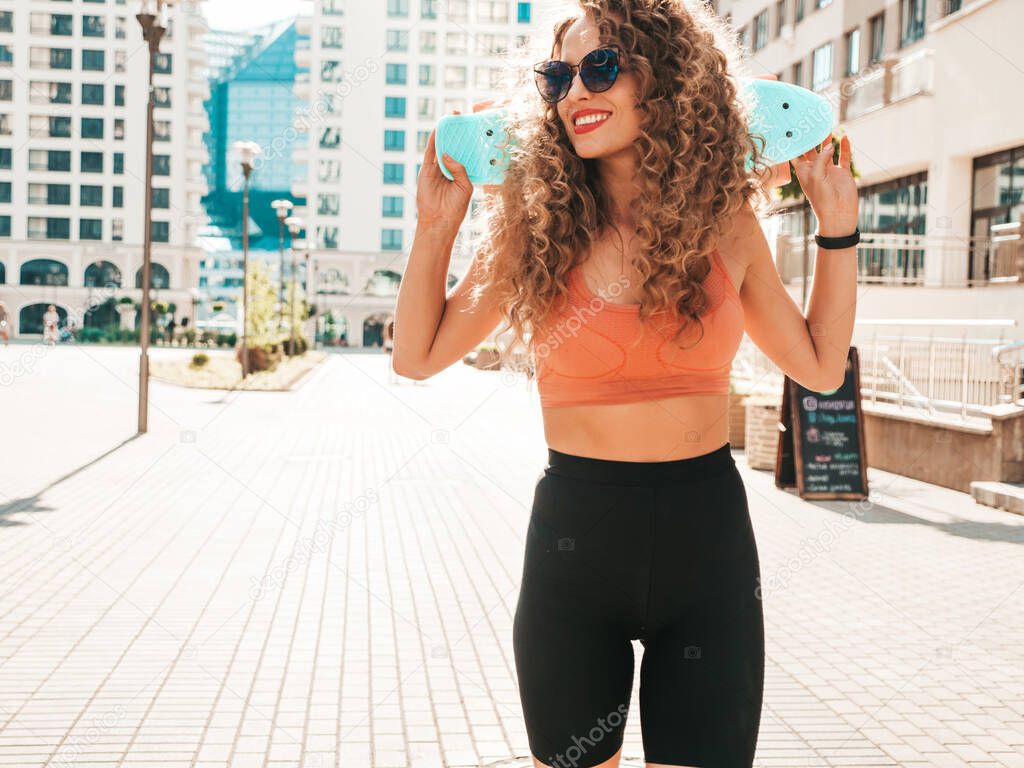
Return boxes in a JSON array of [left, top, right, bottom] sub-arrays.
[[838, 134, 852, 171]]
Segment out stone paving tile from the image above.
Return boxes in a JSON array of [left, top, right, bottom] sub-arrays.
[[1, 347, 1023, 766]]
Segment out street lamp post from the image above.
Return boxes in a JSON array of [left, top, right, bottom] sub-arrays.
[[271, 199, 293, 335], [135, 0, 172, 435], [285, 216, 303, 353], [234, 140, 261, 378]]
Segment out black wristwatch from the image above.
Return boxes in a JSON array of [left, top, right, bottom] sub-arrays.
[[814, 227, 860, 250]]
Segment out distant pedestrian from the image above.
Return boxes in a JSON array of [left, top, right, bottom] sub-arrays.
[[42, 305, 59, 346], [167, 316, 177, 344], [0, 301, 9, 347]]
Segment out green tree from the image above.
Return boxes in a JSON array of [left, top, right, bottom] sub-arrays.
[[246, 261, 286, 344]]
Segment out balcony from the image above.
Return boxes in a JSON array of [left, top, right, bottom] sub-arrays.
[[294, 38, 310, 69], [295, 15, 312, 37], [294, 72, 310, 100], [839, 48, 934, 122]]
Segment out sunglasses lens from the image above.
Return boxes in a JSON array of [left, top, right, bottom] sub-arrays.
[[580, 48, 619, 93], [534, 61, 571, 103]]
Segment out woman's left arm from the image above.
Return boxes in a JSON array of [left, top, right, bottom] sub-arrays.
[[725, 134, 859, 392]]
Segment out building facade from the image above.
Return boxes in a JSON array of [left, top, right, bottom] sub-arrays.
[[290, 0, 541, 346], [0, 0, 210, 338], [717, 0, 1024, 332]]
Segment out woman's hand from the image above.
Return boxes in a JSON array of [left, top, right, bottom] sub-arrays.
[[416, 122, 473, 234], [791, 133, 858, 237]]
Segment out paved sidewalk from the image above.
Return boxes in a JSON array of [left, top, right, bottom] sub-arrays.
[[1, 345, 1023, 767]]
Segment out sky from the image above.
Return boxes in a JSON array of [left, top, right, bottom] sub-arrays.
[[201, 0, 310, 32]]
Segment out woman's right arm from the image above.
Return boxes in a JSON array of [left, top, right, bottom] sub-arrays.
[[391, 122, 504, 380]]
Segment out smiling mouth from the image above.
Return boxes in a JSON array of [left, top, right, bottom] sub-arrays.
[[573, 112, 611, 128]]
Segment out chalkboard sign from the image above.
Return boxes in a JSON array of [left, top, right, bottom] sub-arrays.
[[775, 347, 868, 500]]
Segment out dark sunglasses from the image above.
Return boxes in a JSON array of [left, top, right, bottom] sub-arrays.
[[533, 46, 622, 104]]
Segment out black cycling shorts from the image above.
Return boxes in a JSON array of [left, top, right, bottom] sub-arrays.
[[513, 442, 764, 768]]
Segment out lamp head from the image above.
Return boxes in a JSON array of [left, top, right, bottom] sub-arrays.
[[272, 199, 294, 221], [285, 216, 304, 236], [233, 140, 262, 171]]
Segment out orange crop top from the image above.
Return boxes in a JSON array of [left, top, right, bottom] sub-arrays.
[[534, 249, 744, 407]]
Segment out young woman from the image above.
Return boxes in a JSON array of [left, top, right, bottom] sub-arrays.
[[393, 1, 858, 766]]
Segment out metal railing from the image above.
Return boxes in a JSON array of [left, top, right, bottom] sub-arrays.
[[731, 319, 1024, 420], [774, 231, 1024, 287]]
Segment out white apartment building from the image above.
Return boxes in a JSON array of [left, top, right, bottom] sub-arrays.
[[718, 0, 1024, 334], [290, 0, 544, 346], [0, 0, 210, 339]]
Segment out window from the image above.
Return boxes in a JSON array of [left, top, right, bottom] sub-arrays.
[[944, 0, 962, 15], [320, 127, 341, 148], [153, 155, 170, 175], [321, 60, 342, 82], [382, 196, 404, 218], [82, 16, 105, 37], [0, 46, 12, 65], [815, 0, 832, 8], [114, 85, 125, 106], [476, 33, 508, 56], [0, 216, 9, 237], [113, 153, 124, 174], [381, 229, 403, 251], [446, 32, 468, 55], [112, 218, 123, 241], [154, 120, 171, 141], [29, 150, 71, 172], [114, 50, 126, 72], [151, 221, 169, 243], [386, 63, 407, 84], [775, 0, 785, 36], [385, 96, 406, 118], [417, 130, 430, 152], [386, 30, 409, 51], [82, 50, 104, 71], [811, 42, 833, 91], [739, 26, 749, 52], [899, 0, 926, 47], [845, 28, 861, 75], [154, 53, 172, 74], [795, 0, 805, 22], [518, 1, 531, 23], [388, 0, 409, 16], [324, 0, 345, 14], [419, 64, 435, 85], [476, 66, 500, 90], [81, 152, 103, 173], [151, 188, 170, 209], [418, 97, 434, 119], [0, 81, 10, 102], [323, 26, 343, 48], [420, 30, 437, 53], [0, 148, 10, 169], [80, 185, 103, 206], [422, 0, 440, 18], [383, 163, 404, 184], [114, 119, 124, 140], [45, 14, 74, 36], [0, 114, 8, 136], [28, 218, 70, 240], [39, 48, 73, 70], [112, 186, 123, 208], [479, 1, 509, 23], [445, 65, 467, 88], [115, 17, 126, 39], [31, 116, 71, 138], [869, 13, 885, 63], [448, 0, 469, 22], [753, 10, 768, 51], [857, 172, 928, 280], [81, 118, 103, 139], [792, 60, 803, 87], [0, 12, 11, 33], [82, 83, 104, 105], [29, 183, 70, 205], [80, 219, 103, 240], [0, 182, 9, 203], [384, 129, 406, 151], [318, 193, 340, 215]]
